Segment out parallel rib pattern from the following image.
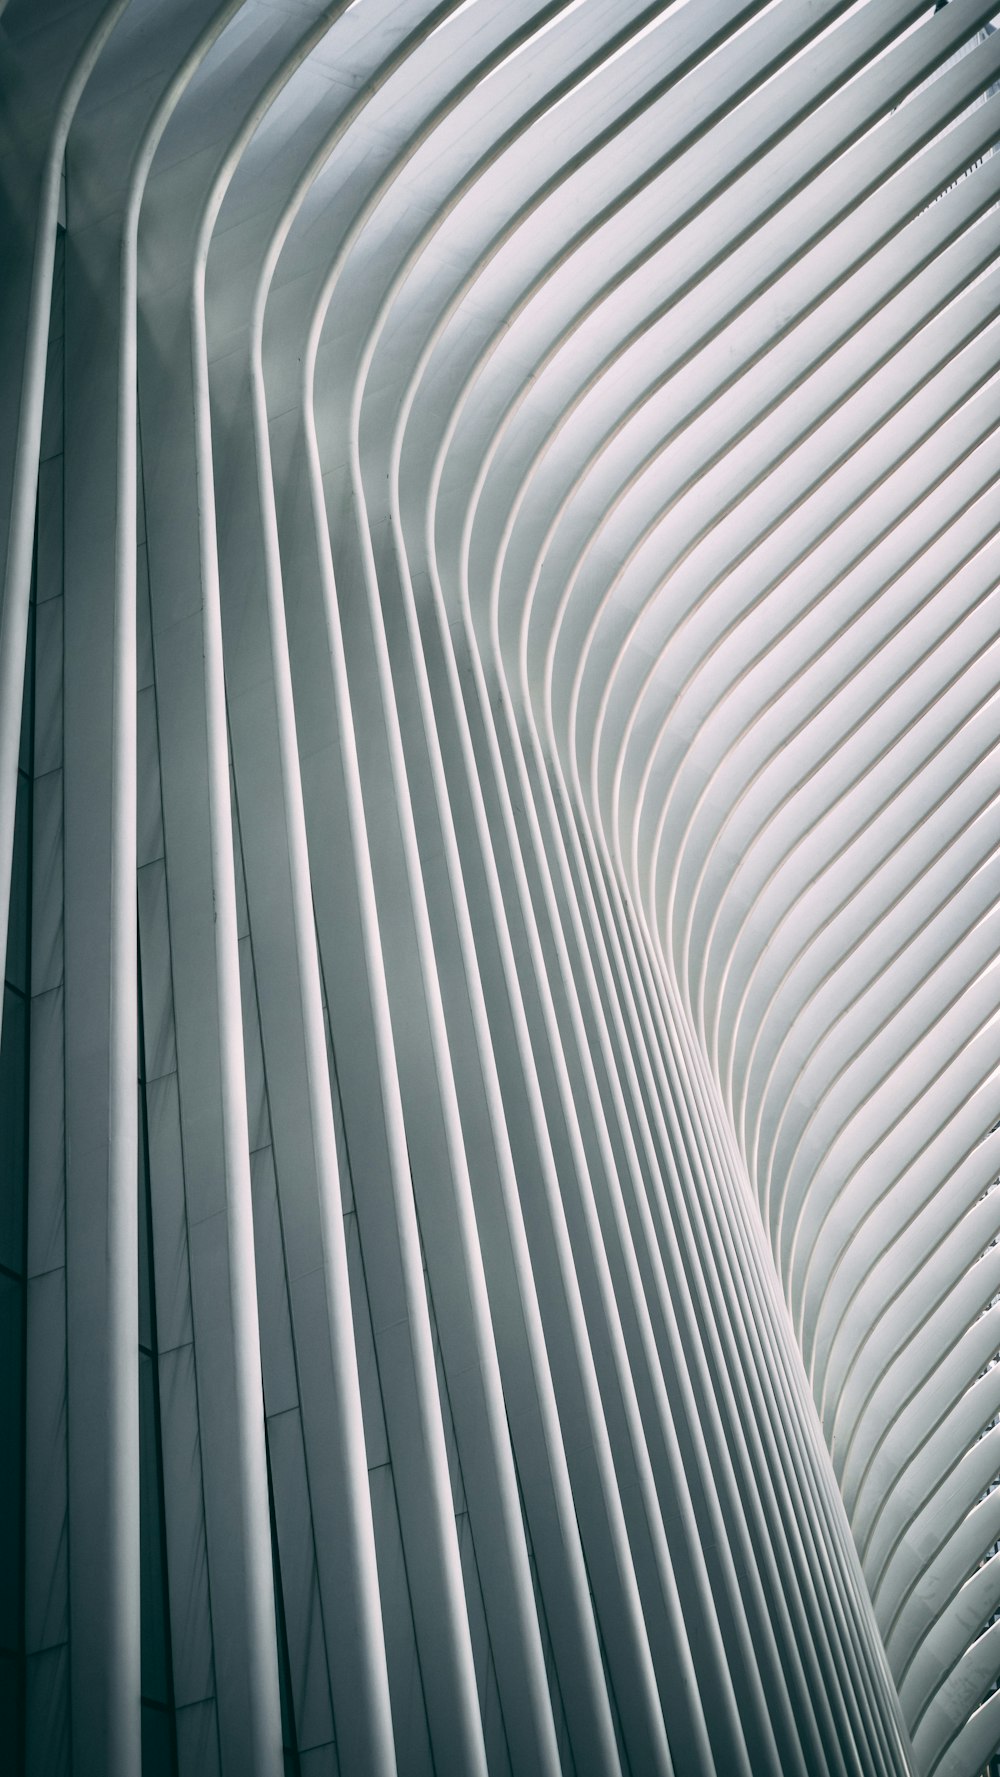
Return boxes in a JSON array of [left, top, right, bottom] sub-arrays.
[[0, 2, 996, 1774]]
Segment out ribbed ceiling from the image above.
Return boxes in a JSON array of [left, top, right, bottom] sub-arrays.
[[1, 2, 999, 1774]]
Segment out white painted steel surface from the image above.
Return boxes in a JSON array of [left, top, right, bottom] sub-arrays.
[[1, 1, 998, 1773]]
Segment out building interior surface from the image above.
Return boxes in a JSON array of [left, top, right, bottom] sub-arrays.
[[1, 0, 1000, 1773]]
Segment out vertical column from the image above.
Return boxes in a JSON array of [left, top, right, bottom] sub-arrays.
[[24, 225, 71, 1777], [62, 199, 140, 1777], [137, 262, 282, 1777]]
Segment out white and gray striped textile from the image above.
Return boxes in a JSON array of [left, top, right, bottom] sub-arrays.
[[1, 2, 998, 1774]]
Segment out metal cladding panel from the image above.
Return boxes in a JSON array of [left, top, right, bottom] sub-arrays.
[[1, 3, 999, 1775]]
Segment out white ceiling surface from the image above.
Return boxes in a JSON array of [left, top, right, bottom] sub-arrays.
[[4, 0, 1000, 1771]]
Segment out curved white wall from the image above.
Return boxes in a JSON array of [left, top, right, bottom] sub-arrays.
[[1, 3, 998, 1774]]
